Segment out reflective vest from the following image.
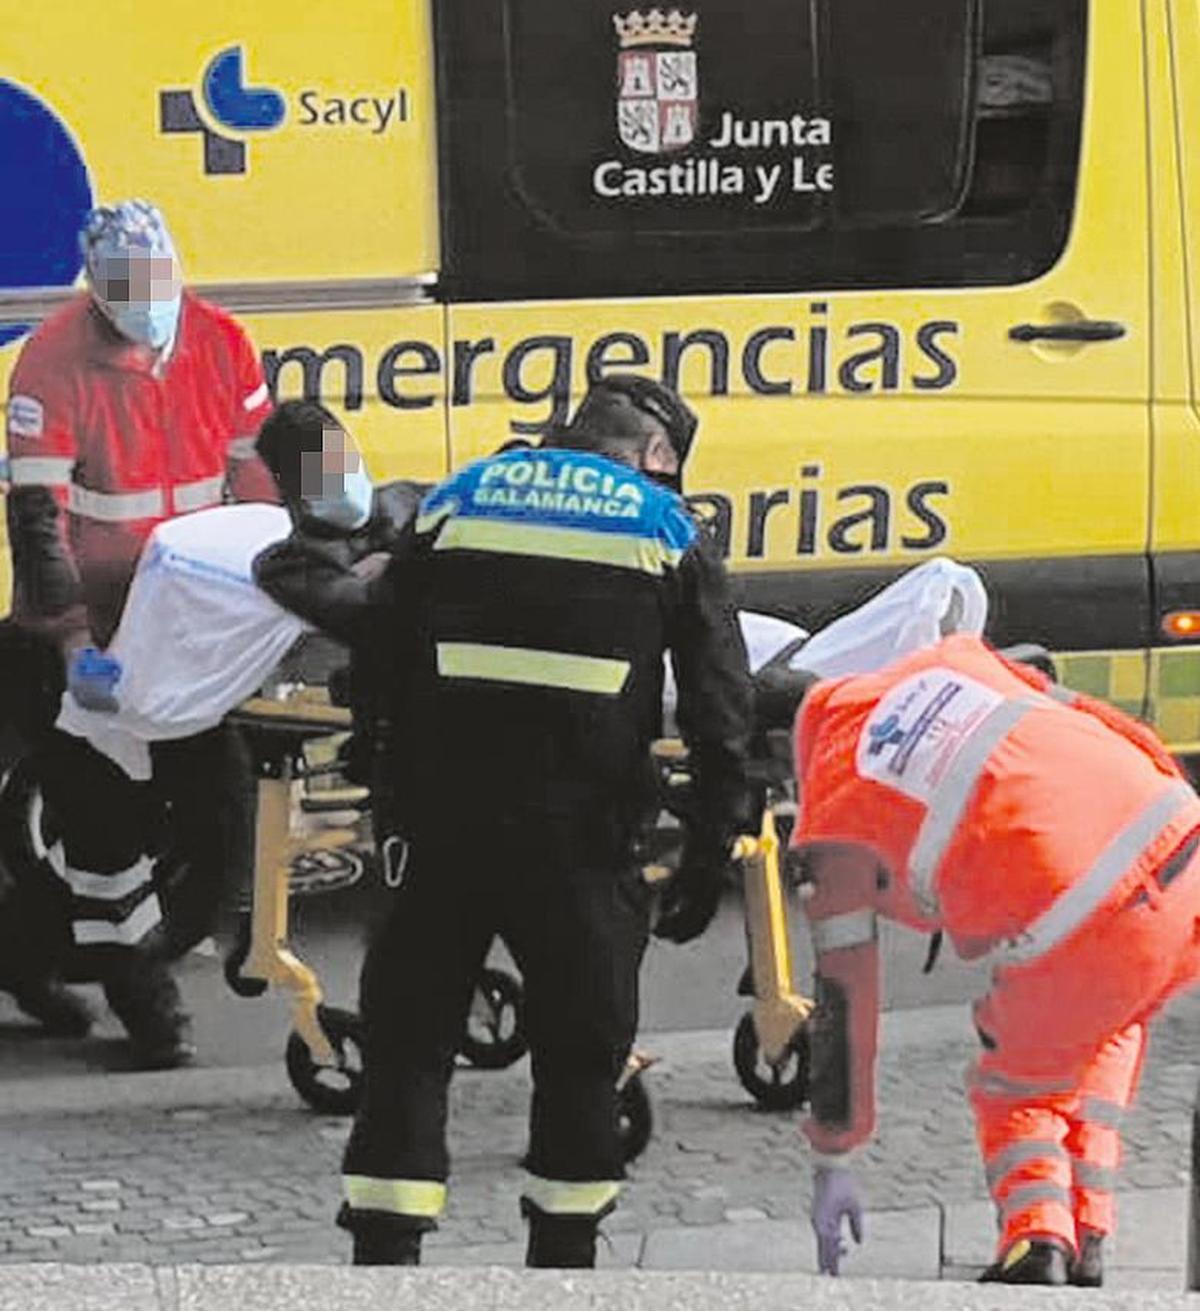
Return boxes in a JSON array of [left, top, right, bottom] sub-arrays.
[[795, 633, 1200, 962]]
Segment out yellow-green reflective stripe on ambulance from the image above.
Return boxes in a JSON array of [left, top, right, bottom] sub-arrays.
[[342, 1176, 447, 1217], [1148, 648, 1200, 753], [1054, 650, 1147, 721]]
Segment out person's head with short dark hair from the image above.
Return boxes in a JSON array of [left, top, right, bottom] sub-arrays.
[[255, 399, 374, 532], [547, 375, 698, 492]]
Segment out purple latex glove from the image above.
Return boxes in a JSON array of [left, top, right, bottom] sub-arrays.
[[812, 1164, 865, 1276]]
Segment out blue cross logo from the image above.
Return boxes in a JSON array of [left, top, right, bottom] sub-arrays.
[[160, 46, 286, 176], [866, 713, 907, 757]]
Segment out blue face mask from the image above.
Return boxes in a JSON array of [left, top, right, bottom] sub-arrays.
[[307, 465, 374, 531], [108, 295, 182, 350]]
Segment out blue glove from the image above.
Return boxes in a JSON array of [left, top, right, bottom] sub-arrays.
[[812, 1164, 865, 1276], [67, 646, 122, 713]]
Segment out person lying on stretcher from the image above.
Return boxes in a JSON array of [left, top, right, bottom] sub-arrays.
[[61, 393, 992, 849], [247, 401, 993, 898]]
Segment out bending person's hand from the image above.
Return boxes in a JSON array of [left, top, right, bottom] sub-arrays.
[[811, 1164, 865, 1276]]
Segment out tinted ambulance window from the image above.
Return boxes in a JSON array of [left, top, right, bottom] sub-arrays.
[[435, 0, 1086, 299]]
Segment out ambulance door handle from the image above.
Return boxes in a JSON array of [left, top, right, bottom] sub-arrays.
[[1008, 320, 1127, 344]]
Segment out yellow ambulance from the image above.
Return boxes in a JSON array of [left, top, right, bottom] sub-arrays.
[[3, 1, 1200, 746]]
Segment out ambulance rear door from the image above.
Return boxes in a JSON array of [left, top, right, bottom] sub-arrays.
[[1151, 0, 1200, 752], [435, 0, 1151, 715]]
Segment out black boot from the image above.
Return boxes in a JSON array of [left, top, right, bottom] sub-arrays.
[[1071, 1226, 1105, 1287], [352, 1229, 422, 1266], [523, 1205, 599, 1269], [11, 978, 94, 1037], [979, 1237, 1071, 1285], [103, 954, 195, 1069], [338, 1205, 424, 1266]]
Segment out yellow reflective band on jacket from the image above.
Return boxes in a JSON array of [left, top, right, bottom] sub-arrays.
[[432, 516, 685, 575], [415, 500, 458, 535], [521, 1176, 621, 1216], [436, 642, 631, 696], [342, 1175, 447, 1218]]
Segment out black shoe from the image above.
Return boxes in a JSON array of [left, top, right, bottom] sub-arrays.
[[979, 1237, 1071, 1285], [129, 1025, 197, 1071], [352, 1230, 422, 1266], [338, 1206, 425, 1266], [523, 1205, 600, 1269], [103, 959, 196, 1068], [11, 979, 95, 1038], [1071, 1227, 1105, 1287]]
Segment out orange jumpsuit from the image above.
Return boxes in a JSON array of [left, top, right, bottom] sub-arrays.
[[791, 634, 1200, 1259]]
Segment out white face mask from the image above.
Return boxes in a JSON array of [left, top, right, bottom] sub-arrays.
[[106, 295, 182, 349], [307, 465, 374, 531], [89, 242, 183, 351]]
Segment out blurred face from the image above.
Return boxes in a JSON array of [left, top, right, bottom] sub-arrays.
[[92, 251, 182, 307], [298, 425, 363, 501]]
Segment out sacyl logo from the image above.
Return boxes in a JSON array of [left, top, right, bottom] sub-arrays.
[[160, 46, 285, 176]]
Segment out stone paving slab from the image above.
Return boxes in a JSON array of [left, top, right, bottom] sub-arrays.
[[0, 994, 1196, 1283], [2, 1263, 1198, 1311], [640, 1209, 941, 1279], [427, 1231, 645, 1269], [0, 1262, 163, 1311]]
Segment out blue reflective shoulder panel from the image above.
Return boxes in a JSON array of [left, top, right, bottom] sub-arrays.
[[424, 447, 698, 550]]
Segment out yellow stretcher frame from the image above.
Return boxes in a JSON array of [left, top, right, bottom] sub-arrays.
[[649, 739, 813, 1067], [734, 809, 814, 1062], [233, 691, 363, 1069]]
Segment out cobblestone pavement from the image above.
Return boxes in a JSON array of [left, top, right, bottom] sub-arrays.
[[0, 991, 1196, 1268]]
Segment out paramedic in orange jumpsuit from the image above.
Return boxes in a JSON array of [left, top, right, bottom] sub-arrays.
[[790, 633, 1200, 1287]]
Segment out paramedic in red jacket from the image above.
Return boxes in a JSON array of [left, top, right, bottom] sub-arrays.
[[6, 199, 277, 648], [2, 200, 278, 1066], [791, 634, 1200, 1287]]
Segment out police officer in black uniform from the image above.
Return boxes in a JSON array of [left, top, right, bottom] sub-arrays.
[[329, 378, 753, 1268]]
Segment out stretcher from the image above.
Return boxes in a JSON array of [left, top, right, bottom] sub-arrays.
[[222, 680, 656, 1158], [222, 682, 528, 1115]]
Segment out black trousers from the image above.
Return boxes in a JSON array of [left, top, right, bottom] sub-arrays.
[[32, 723, 254, 976], [148, 726, 255, 957], [341, 804, 652, 1224]]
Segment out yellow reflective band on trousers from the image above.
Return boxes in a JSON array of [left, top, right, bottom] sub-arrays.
[[437, 642, 631, 695], [432, 516, 684, 575], [342, 1175, 447, 1218], [521, 1176, 621, 1216]]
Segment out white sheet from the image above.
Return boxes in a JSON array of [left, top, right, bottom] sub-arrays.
[[57, 504, 308, 778]]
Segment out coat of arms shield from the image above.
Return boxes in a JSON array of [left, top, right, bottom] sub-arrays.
[[613, 10, 698, 156]]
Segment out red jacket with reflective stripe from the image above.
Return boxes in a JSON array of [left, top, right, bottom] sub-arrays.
[[791, 634, 1199, 1157], [5, 291, 278, 646]]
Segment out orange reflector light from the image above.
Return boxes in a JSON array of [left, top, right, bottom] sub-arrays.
[[1163, 611, 1200, 639]]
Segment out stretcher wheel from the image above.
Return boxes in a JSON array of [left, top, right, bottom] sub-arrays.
[[617, 1073, 653, 1163], [286, 1004, 364, 1116], [222, 917, 268, 998], [459, 967, 527, 1070], [733, 1011, 810, 1111]]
